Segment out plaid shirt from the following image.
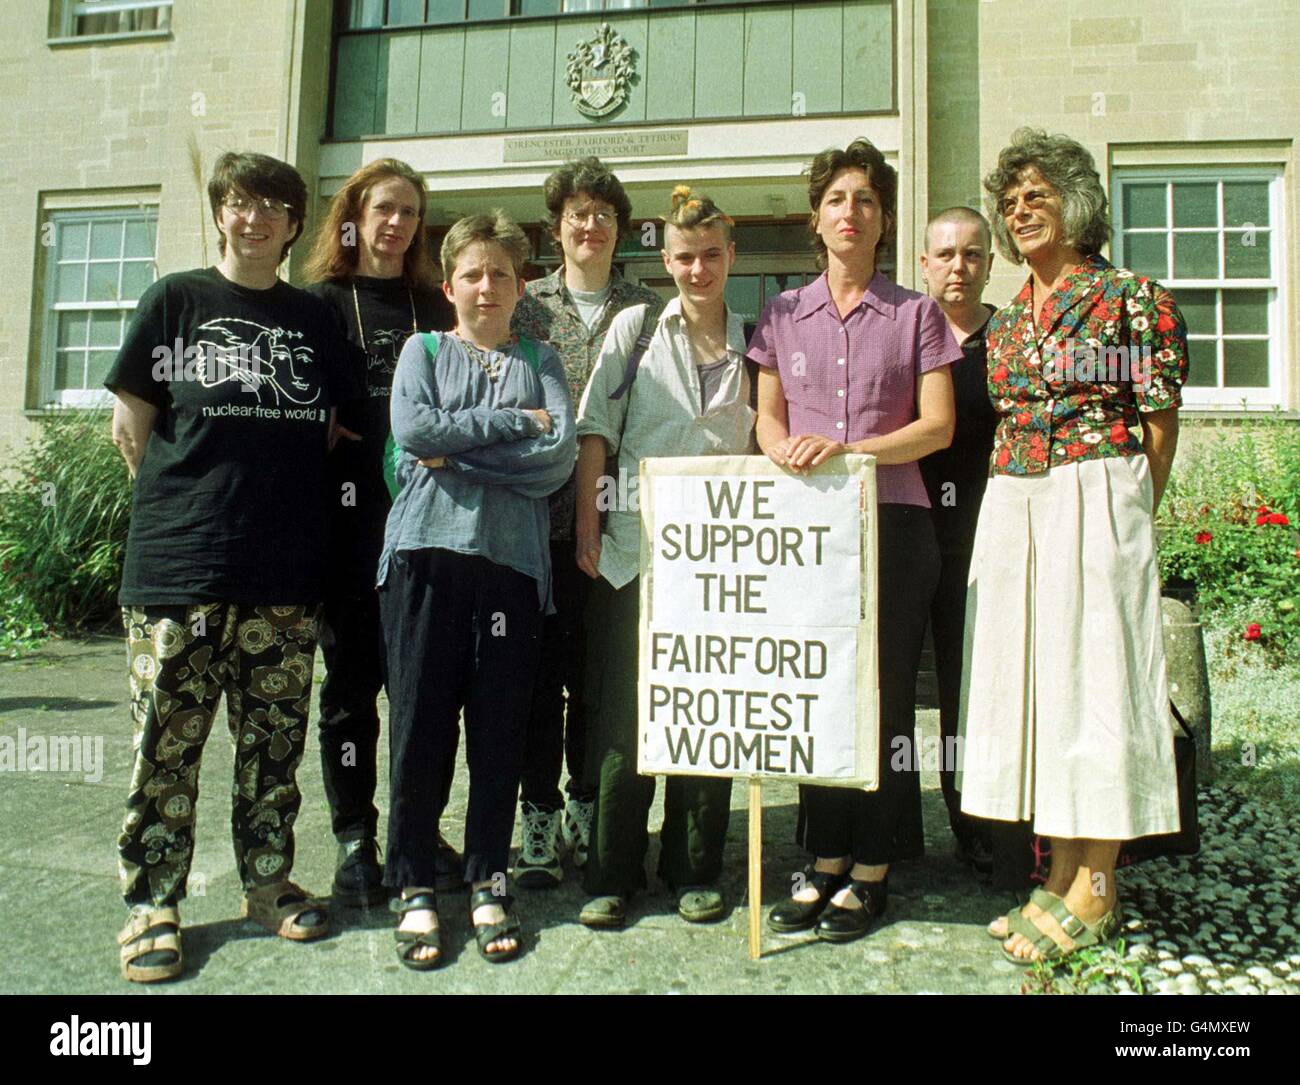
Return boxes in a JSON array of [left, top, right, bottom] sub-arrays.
[[513, 267, 663, 539], [986, 255, 1187, 476]]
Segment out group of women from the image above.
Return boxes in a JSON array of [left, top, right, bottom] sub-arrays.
[[107, 125, 1187, 981]]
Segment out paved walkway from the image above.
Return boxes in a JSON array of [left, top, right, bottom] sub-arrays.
[[0, 635, 1094, 994]]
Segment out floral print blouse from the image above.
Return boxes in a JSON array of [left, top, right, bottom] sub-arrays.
[[986, 254, 1188, 476]]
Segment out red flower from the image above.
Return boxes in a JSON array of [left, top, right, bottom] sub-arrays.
[[1268, 512, 1290, 526], [996, 447, 1011, 467], [1156, 312, 1176, 333], [992, 366, 1009, 383], [1030, 446, 1048, 462], [1195, 531, 1212, 544], [1016, 411, 1032, 426], [1243, 623, 1262, 642], [1110, 422, 1130, 445], [1067, 442, 1089, 458]]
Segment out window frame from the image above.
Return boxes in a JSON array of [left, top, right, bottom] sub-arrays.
[[336, 0, 790, 31], [1111, 166, 1285, 411], [40, 206, 159, 410], [51, 0, 173, 44]]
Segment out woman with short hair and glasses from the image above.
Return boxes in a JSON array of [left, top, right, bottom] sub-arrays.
[[511, 157, 662, 888], [107, 151, 361, 983], [302, 158, 457, 908], [961, 128, 1188, 965]]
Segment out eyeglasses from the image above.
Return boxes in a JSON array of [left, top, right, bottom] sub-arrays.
[[562, 209, 616, 230], [224, 194, 292, 220], [997, 188, 1057, 217]]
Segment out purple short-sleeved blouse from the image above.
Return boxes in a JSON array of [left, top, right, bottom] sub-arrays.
[[747, 271, 962, 507]]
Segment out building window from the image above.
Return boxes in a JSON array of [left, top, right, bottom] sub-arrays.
[[1113, 170, 1282, 408], [41, 209, 158, 408], [51, 1, 172, 40], [339, 0, 743, 29]]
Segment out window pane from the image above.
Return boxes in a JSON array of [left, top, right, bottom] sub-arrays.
[[347, 0, 385, 27], [1176, 288, 1216, 336], [58, 312, 89, 348], [517, 0, 559, 11], [124, 219, 156, 258], [1125, 232, 1166, 278], [1173, 232, 1217, 279], [88, 263, 122, 301], [1121, 184, 1165, 229], [1222, 289, 1268, 336], [90, 219, 123, 260], [1223, 182, 1269, 228], [1172, 182, 1217, 228], [387, 0, 425, 22], [86, 350, 117, 389], [121, 261, 155, 300], [89, 310, 121, 347], [764, 272, 806, 298], [54, 351, 85, 391], [56, 261, 87, 303], [1223, 339, 1268, 388], [59, 221, 89, 260], [724, 275, 762, 326], [1185, 338, 1217, 387], [1225, 231, 1270, 279], [428, 0, 464, 19], [562, 0, 601, 10], [468, 0, 507, 16]]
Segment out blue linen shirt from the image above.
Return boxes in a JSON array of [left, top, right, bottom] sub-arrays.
[[377, 332, 577, 611]]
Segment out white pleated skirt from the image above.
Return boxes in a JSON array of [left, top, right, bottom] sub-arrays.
[[955, 454, 1181, 839]]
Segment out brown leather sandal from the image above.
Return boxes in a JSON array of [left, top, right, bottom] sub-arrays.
[[241, 881, 330, 941], [118, 906, 182, 983]]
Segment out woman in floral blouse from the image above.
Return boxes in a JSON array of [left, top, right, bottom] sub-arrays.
[[957, 128, 1188, 965]]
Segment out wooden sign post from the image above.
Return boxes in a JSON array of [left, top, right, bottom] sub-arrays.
[[637, 455, 879, 959]]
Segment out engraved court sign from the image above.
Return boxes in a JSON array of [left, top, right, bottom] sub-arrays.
[[637, 455, 879, 789]]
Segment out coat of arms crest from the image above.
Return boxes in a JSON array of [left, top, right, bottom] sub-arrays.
[[565, 23, 635, 119]]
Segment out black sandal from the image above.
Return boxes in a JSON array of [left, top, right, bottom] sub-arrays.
[[815, 877, 888, 943], [394, 892, 442, 971], [468, 887, 522, 964], [768, 863, 850, 933]]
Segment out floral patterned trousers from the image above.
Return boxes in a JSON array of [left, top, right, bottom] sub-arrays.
[[118, 603, 320, 908]]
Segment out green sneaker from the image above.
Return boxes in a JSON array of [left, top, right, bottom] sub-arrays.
[[579, 895, 627, 929], [675, 886, 725, 924]]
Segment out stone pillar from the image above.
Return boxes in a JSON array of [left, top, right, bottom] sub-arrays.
[[1161, 596, 1213, 782]]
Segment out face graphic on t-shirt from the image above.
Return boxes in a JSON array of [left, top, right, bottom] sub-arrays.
[[194, 317, 320, 406]]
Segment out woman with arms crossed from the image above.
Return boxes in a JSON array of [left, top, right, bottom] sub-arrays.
[[749, 139, 960, 943]]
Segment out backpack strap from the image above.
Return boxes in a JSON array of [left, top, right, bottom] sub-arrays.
[[383, 332, 442, 500], [608, 304, 658, 401], [420, 331, 441, 357], [516, 335, 541, 374]]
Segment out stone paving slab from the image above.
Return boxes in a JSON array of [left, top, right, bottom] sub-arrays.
[[0, 634, 1050, 995]]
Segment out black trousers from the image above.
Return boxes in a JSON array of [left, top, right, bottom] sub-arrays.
[[318, 590, 455, 841], [581, 576, 732, 895], [519, 541, 594, 811], [380, 549, 542, 887], [928, 547, 991, 848], [797, 504, 939, 866]]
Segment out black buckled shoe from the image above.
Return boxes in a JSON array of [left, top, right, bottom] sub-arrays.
[[333, 837, 386, 907], [815, 877, 887, 943], [768, 863, 850, 933]]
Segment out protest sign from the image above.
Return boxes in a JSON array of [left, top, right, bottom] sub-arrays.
[[637, 455, 878, 788]]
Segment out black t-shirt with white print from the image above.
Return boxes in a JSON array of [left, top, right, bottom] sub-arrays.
[[105, 266, 362, 606], [307, 275, 453, 594]]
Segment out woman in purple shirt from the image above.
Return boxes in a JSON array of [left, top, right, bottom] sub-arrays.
[[749, 139, 960, 943]]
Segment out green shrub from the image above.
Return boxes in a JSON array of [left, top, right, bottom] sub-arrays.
[[1158, 415, 1300, 660], [0, 409, 132, 632]]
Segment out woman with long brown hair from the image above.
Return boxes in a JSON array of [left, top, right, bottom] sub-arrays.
[[302, 158, 456, 907]]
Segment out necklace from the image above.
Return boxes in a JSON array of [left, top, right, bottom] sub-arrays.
[[457, 334, 516, 383], [351, 282, 418, 345]]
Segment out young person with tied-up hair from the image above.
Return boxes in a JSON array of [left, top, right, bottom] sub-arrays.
[[107, 151, 362, 983], [302, 158, 457, 908], [511, 157, 663, 888], [574, 186, 754, 930]]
